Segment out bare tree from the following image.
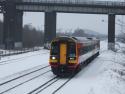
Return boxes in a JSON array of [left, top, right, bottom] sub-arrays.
[[23, 25, 44, 48], [72, 28, 86, 37]]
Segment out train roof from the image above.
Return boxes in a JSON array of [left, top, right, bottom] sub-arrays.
[[52, 36, 99, 43], [71, 37, 99, 43]]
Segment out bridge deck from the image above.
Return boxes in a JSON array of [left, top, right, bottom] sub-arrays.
[[0, 0, 125, 14], [0, 0, 125, 7]]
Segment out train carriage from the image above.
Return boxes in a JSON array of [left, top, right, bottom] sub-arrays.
[[49, 36, 100, 76]]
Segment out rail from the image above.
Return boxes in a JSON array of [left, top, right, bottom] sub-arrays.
[[0, 65, 50, 93]]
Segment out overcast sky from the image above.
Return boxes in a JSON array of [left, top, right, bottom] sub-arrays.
[[23, 12, 109, 34]]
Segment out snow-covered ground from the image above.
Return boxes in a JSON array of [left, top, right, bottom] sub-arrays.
[[0, 40, 125, 94], [58, 45, 125, 94]]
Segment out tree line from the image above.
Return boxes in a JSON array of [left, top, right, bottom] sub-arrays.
[[0, 20, 124, 48], [0, 20, 44, 48], [56, 28, 107, 40]]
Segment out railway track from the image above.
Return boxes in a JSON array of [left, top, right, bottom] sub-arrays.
[[27, 75, 75, 94], [0, 65, 75, 94], [27, 76, 59, 94], [0, 65, 50, 94], [52, 75, 74, 94]]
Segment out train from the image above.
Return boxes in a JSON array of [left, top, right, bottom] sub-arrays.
[[49, 36, 100, 76]]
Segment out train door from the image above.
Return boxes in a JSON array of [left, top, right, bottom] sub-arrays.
[[60, 43, 67, 65]]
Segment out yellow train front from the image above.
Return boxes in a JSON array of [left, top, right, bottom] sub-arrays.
[[49, 36, 100, 76]]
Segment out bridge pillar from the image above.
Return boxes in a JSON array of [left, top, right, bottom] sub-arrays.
[[14, 11, 23, 49], [3, 1, 23, 49], [108, 14, 115, 51], [44, 12, 56, 45]]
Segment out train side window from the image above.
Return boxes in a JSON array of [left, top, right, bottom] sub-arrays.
[[79, 49, 83, 55], [80, 45, 95, 55], [80, 46, 87, 55], [51, 42, 59, 55], [83, 46, 87, 54], [85, 46, 89, 53]]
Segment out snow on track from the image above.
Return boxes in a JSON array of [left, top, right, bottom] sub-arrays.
[[0, 70, 51, 93], [0, 49, 49, 78], [4, 71, 54, 94], [0, 65, 49, 85]]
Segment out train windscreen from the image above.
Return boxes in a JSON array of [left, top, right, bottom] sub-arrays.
[[68, 43, 76, 58], [51, 42, 59, 55]]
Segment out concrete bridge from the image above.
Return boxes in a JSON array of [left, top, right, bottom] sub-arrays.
[[0, 0, 125, 50]]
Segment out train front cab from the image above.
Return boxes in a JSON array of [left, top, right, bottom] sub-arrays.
[[49, 38, 78, 76]]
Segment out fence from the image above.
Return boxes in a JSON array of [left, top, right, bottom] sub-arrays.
[[0, 46, 42, 58]]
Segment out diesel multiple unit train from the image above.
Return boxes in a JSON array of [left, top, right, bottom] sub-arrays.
[[49, 36, 100, 76]]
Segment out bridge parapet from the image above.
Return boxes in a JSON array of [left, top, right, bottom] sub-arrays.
[[19, 0, 125, 7]]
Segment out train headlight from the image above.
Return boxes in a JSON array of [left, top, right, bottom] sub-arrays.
[[52, 56, 56, 60], [50, 56, 58, 63], [69, 57, 74, 60], [69, 57, 76, 60]]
